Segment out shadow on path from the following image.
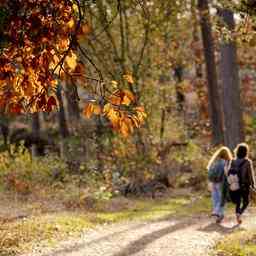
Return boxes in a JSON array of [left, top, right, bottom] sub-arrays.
[[198, 222, 245, 235], [40, 222, 150, 256], [112, 218, 195, 256]]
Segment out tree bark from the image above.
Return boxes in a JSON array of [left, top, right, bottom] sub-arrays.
[[56, 85, 69, 139], [64, 83, 80, 125], [218, 8, 244, 149], [56, 85, 69, 158], [31, 113, 41, 157], [198, 0, 223, 145], [173, 65, 185, 112]]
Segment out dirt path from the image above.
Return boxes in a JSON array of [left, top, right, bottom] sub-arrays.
[[26, 208, 256, 256]]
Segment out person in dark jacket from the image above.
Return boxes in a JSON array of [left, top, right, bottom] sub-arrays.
[[229, 143, 256, 224]]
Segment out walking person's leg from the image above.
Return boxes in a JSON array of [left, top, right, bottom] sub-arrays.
[[211, 183, 219, 216], [216, 183, 224, 223], [229, 190, 242, 224], [240, 188, 250, 215]]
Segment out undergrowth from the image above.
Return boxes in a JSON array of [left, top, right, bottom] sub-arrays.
[[214, 230, 256, 256]]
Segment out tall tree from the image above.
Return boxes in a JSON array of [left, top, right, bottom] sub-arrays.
[[31, 113, 41, 157], [198, 0, 223, 145], [56, 85, 69, 158], [218, 8, 244, 149], [173, 65, 185, 113], [56, 85, 69, 139], [64, 83, 80, 126]]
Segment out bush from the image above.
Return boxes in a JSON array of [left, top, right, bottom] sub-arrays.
[[0, 145, 68, 192]]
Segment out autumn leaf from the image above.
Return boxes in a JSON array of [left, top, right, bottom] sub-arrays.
[[46, 96, 57, 112], [122, 90, 135, 105], [65, 51, 77, 70], [0, 0, 79, 113], [83, 103, 94, 118], [9, 103, 22, 114], [123, 74, 134, 84], [93, 104, 101, 115], [120, 120, 130, 137], [67, 19, 75, 29], [37, 94, 47, 109], [111, 80, 118, 88], [135, 106, 147, 123], [83, 103, 101, 118]]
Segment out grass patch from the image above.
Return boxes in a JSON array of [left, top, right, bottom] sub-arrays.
[[214, 230, 256, 256], [0, 193, 211, 256], [0, 213, 93, 256], [93, 194, 211, 224]]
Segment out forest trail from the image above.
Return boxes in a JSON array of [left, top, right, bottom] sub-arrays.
[[28, 208, 256, 256]]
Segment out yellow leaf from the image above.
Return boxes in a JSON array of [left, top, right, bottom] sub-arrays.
[[135, 106, 147, 123], [107, 108, 119, 126], [122, 95, 132, 106], [124, 117, 134, 133], [120, 120, 130, 137], [130, 116, 140, 128], [111, 80, 118, 88], [67, 19, 75, 29], [65, 51, 77, 70], [93, 104, 101, 115], [122, 90, 135, 105], [123, 74, 134, 84], [103, 103, 112, 114]]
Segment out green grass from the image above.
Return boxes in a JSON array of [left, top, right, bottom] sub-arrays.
[[0, 194, 211, 256], [214, 230, 256, 256], [94, 195, 211, 224]]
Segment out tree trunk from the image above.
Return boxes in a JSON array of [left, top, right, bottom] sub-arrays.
[[95, 116, 104, 172], [56, 85, 69, 139], [64, 83, 80, 125], [198, 0, 223, 145], [56, 85, 69, 158], [191, 0, 205, 120], [0, 116, 9, 147], [31, 113, 41, 157], [173, 65, 185, 112], [218, 8, 244, 149]]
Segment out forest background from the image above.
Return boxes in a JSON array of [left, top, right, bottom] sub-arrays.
[[1, 0, 256, 255]]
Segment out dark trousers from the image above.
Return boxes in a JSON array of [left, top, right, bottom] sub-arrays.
[[229, 188, 250, 215]]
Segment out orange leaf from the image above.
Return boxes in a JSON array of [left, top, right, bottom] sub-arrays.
[[123, 74, 134, 84], [93, 104, 101, 115], [37, 94, 47, 109], [9, 103, 22, 114], [122, 90, 135, 105], [46, 96, 57, 112], [120, 119, 130, 137], [83, 103, 94, 118]]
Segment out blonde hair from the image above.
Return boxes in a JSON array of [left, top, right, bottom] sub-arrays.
[[207, 146, 233, 170]]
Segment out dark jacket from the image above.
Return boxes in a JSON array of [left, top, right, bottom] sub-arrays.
[[235, 158, 256, 188], [221, 158, 256, 206]]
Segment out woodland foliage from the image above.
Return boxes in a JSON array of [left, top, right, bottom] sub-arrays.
[[0, 0, 146, 136], [1, 0, 256, 198]]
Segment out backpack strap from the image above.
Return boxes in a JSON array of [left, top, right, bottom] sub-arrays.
[[224, 160, 232, 175], [238, 159, 247, 168]]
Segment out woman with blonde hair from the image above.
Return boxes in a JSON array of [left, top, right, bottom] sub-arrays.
[[207, 146, 233, 223]]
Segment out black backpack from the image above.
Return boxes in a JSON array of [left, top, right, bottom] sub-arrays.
[[227, 160, 247, 191]]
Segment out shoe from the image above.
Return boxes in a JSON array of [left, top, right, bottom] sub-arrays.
[[216, 215, 224, 224], [236, 214, 242, 225], [211, 213, 219, 217]]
